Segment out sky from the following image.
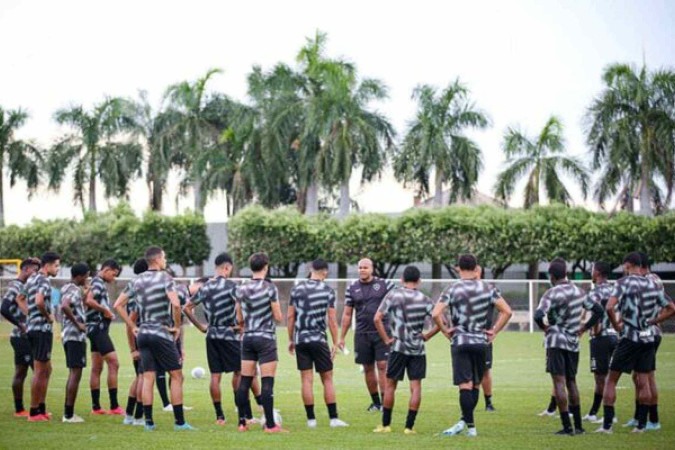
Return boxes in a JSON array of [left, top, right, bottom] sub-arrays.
[[1, 0, 674, 225]]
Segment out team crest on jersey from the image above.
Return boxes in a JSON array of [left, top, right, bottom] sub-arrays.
[[24, 355, 31, 363], [373, 284, 381, 292]]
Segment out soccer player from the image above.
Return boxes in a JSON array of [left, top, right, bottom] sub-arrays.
[[85, 259, 122, 415], [597, 252, 675, 434], [1, 257, 41, 417], [115, 246, 194, 431], [535, 259, 604, 435], [581, 261, 617, 424], [234, 252, 285, 433], [25, 251, 61, 421], [372, 265, 438, 434], [338, 258, 395, 412], [477, 265, 496, 412], [60, 263, 90, 423], [432, 254, 512, 437], [287, 258, 348, 429]]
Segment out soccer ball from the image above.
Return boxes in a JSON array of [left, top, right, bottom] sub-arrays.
[[191, 366, 206, 379]]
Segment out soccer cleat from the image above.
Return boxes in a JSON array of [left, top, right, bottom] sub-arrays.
[[466, 427, 478, 437], [44, 411, 53, 419], [403, 428, 416, 435], [574, 428, 586, 435], [623, 418, 638, 427], [132, 418, 144, 426], [329, 418, 349, 428], [485, 404, 496, 412], [554, 428, 573, 435], [91, 408, 108, 415], [14, 410, 29, 418], [631, 427, 645, 434], [583, 414, 598, 422], [263, 424, 289, 433], [216, 418, 226, 426], [594, 426, 612, 434], [108, 407, 125, 415], [27, 414, 49, 422], [238, 424, 249, 432], [441, 420, 465, 436], [123, 415, 135, 425], [174, 422, 197, 431], [163, 404, 173, 412], [246, 417, 262, 425], [373, 425, 392, 433], [367, 403, 383, 413], [183, 406, 193, 411], [646, 422, 661, 431], [307, 419, 317, 428], [62, 415, 85, 423], [593, 416, 618, 424], [538, 409, 556, 417], [144, 423, 156, 431]]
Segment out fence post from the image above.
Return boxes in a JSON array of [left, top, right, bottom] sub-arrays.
[[528, 281, 535, 333]]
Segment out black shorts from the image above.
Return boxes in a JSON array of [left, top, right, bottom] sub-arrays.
[[64, 341, 87, 369], [27, 330, 53, 362], [609, 338, 655, 374], [88, 324, 115, 356], [241, 336, 278, 364], [354, 332, 390, 365], [133, 359, 143, 375], [485, 343, 493, 370], [296, 341, 333, 373], [546, 348, 579, 379], [651, 335, 662, 371], [386, 351, 426, 381], [451, 344, 487, 385], [590, 335, 618, 375], [207, 339, 241, 373], [137, 333, 181, 373], [10, 336, 33, 367]]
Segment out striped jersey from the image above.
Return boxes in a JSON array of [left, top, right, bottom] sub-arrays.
[[587, 281, 618, 337], [123, 280, 141, 326], [646, 273, 666, 336], [611, 275, 671, 343], [191, 276, 239, 341], [536, 281, 595, 352], [440, 280, 501, 346], [25, 272, 53, 332], [172, 284, 189, 326], [290, 279, 336, 345], [85, 275, 111, 331], [60, 283, 86, 343], [235, 279, 279, 340], [377, 287, 433, 355], [345, 277, 396, 333], [127, 270, 177, 342], [2, 279, 27, 338]]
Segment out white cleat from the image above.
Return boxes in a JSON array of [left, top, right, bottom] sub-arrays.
[[123, 415, 135, 425], [330, 418, 349, 428], [466, 427, 477, 437], [583, 414, 598, 422], [163, 404, 173, 412], [62, 415, 85, 423], [441, 420, 466, 436], [132, 418, 145, 426], [538, 409, 556, 417], [594, 426, 612, 434], [307, 419, 317, 428]]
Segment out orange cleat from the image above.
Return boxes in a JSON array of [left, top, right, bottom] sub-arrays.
[[27, 414, 49, 422], [238, 424, 248, 432], [91, 409, 108, 415], [107, 407, 125, 416], [263, 425, 289, 433], [14, 410, 29, 418], [216, 419, 226, 425]]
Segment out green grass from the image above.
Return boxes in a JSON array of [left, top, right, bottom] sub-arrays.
[[0, 323, 673, 449]]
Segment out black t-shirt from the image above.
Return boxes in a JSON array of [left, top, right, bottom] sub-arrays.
[[345, 277, 395, 333]]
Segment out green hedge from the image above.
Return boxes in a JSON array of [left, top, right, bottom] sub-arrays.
[[228, 205, 675, 278], [0, 204, 211, 272]]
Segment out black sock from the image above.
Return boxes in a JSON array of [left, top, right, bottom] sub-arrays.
[[637, 404, 648, 429], [144, 404, 154, 426], [156, 373, 170, 407], [382, 407, 392, 427], [484, 394, 493, 407], [405, 409, 418, 429], [327, 403, 338, 419], [14, 398, 24, 413], [459, 389, 475, 427], [91, 389, 101, 410], [305, 404, 316, 420], [214, 401, 224, 420], [30, 407, 40, 417], [371, 392, 381, 407], [547, 395, 557, 413], [64, 404, 74, 419], [633, 400, 639, 420], [589, 393, 602, 416], [570, 404, 582, 430], [236, 376, 253, 426], [39, 402, 46, 415], [560, 410, 572, 431], [471, 388, 480, 408], [109, 388, 119, 410], [254, 395, 263, 406], [173, 404, 185, 426], [603, 405, 614, 430], [649, 404, 659, 423], [261, 377, 276, 429], [125, 396, 136, 416], [134, 401, 144, 420]]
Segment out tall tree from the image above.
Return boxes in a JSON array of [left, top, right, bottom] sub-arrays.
[[394, 80, 488, 206], [0, 107, 42, 226], [494, 116, 589, 208], [49, 97, 142, 213], [585, 63, 675, 215]]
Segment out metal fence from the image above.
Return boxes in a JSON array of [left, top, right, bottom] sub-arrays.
[[1, 277, 674, 333]]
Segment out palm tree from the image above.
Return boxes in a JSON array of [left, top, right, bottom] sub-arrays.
[[0, 107, 42, 226], [48, 98, 142, 213], [394, 80, 488, 206], [494, 116, 589, 207], [585, 63, 675, 216]]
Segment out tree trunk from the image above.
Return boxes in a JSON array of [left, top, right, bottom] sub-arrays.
[[638, 162, 653, 216], [305, 180, 319, 215], [0, 162, 5, 227], [433, 167, 443, 207], [151, 174, 163, 211], [88, 174, 97, 212], [194, 178, 204, 213], [338, 180, 350, 218]]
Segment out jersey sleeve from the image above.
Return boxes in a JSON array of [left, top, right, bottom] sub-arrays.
[[536, 291, 553, 314], [439, 286, 452, 306], [269, 283, 279, 303], [328, 288, 336, 309], [385, 279, 396, 293], [37, 276, 51, 297], [289, 286, 299, 307], [190, 285, 204, 306], [345, 282, 355, 307], [489, 284, 501, 304], [164, 273, 176, 294], [610, 280, 624, 301], [377, 292, 393, 314]]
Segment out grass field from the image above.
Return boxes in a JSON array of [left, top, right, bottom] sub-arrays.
[[0, 323, 673, 449]]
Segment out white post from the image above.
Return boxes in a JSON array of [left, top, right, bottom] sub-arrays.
[[528, 280, 535, 333]]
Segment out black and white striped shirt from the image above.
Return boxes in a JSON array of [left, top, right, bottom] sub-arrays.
[[86, 275, 111, 331], [26, 273, 53, 333], [2, 279, 27, 338], [378, 287, 433, 355], [611, 275, 671, 343], [235, 279, 278, 341], [127, 270, 177, 342], [191, 276, 239, 341], [290, 279, 336, 345], [440, 280, 501, 346], [61, 283, 86, 343], [536, 281, 594, 352]]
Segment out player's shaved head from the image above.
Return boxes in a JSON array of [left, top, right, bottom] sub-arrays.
[[358, 258, 373, 268]]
